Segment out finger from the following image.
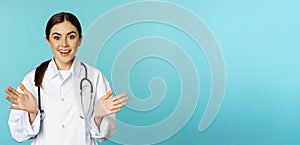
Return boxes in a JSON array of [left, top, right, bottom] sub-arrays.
[[112, 93, 127, 102], [110, 108, 121, 114], [7, 86, 23, 96], [19, 84, 32, 95], [5, 88, 19, 99], [112, 102, 128, 110], [119, 96, 130, 103], [8, 105, 22, 110], [102, 90, 113, 100], [113, 96, 129, 105], [8, 86, 22, 95], [4, 96, 18, 105]]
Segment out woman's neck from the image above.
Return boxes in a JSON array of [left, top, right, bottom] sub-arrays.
[[54, 58, 74, 70]]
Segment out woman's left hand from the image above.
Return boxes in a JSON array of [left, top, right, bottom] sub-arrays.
[[94, 90, 129, 119]]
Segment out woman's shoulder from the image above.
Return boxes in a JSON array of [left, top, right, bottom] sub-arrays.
[[23, 69, 37, 80], [19, 68, 37, 88], [82, 62, 102, 75], [79, 61, 105, 76], [79, 62, 110, 87]]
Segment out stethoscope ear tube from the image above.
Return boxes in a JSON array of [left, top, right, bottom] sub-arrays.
[[38, 86, 45, 121], [35, 60, 51, 122], [35, 61, 96, 129], [79, 63, 94, 120]]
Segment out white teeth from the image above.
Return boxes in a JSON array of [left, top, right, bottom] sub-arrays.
[[59, 50, 71, 53]]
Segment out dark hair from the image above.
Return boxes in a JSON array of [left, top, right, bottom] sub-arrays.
[[34, 60, 51, 87], [45, 12, 82, 40], [35, 12, 82, 87]]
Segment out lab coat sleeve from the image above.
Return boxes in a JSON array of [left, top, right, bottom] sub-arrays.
[[90, 114, 116, 143], [8, 110, 41, 142], [89, 71, 116, 142], [8, 71, 41, 142]]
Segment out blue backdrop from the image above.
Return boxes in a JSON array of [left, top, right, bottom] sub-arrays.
[[1, 0, 299, 145]]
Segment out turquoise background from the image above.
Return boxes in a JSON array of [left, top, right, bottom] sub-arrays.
[[1, 0, 300, 145]]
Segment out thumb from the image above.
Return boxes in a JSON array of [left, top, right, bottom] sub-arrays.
[[19, 83, 31, 95], [102, 90, 113, 100]]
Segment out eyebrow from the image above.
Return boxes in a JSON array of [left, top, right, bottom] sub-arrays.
[[51, 31, 77, 36]]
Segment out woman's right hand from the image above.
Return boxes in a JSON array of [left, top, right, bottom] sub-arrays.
[[4, 83, 38, 123]]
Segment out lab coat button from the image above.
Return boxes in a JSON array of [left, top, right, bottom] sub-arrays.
[[61, 98, 64, 101], [62, 124, 65, 128]]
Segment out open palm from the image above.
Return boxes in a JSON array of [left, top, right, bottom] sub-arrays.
[[94, 90, 129, 118], [4, 84, 37, 114]]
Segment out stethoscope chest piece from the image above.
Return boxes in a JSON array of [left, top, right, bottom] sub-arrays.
[[40, 109, 46, 121]]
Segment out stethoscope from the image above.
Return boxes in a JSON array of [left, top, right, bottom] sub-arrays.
[[79, 62, 94, 120], [37, 62, 94, 122]]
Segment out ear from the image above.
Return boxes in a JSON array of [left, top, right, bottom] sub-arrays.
[[78, 36, 83, 47], [45, 37, 51, 46]]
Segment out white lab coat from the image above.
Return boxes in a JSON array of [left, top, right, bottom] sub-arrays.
[[8, 57, 115, 145]]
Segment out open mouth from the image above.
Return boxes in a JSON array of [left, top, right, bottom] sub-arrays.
[[58, 49, 71, 56]]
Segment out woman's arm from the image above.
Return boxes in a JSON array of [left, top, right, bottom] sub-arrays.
[[8, 108, 41, 142], [89, 71, 129, 142], [5, 73, 40, 142]]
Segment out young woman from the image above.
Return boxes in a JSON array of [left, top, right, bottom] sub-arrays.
[[4, 12, 129, 145]]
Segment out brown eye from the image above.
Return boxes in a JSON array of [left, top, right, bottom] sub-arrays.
[[53, 36, 60, 40], [69, 35, 76, 39]]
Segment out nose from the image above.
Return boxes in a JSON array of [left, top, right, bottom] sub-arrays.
[[60, 37, 69, 47]]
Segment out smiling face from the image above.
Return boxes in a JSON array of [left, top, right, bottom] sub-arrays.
[[46, 21, 82, 70]]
